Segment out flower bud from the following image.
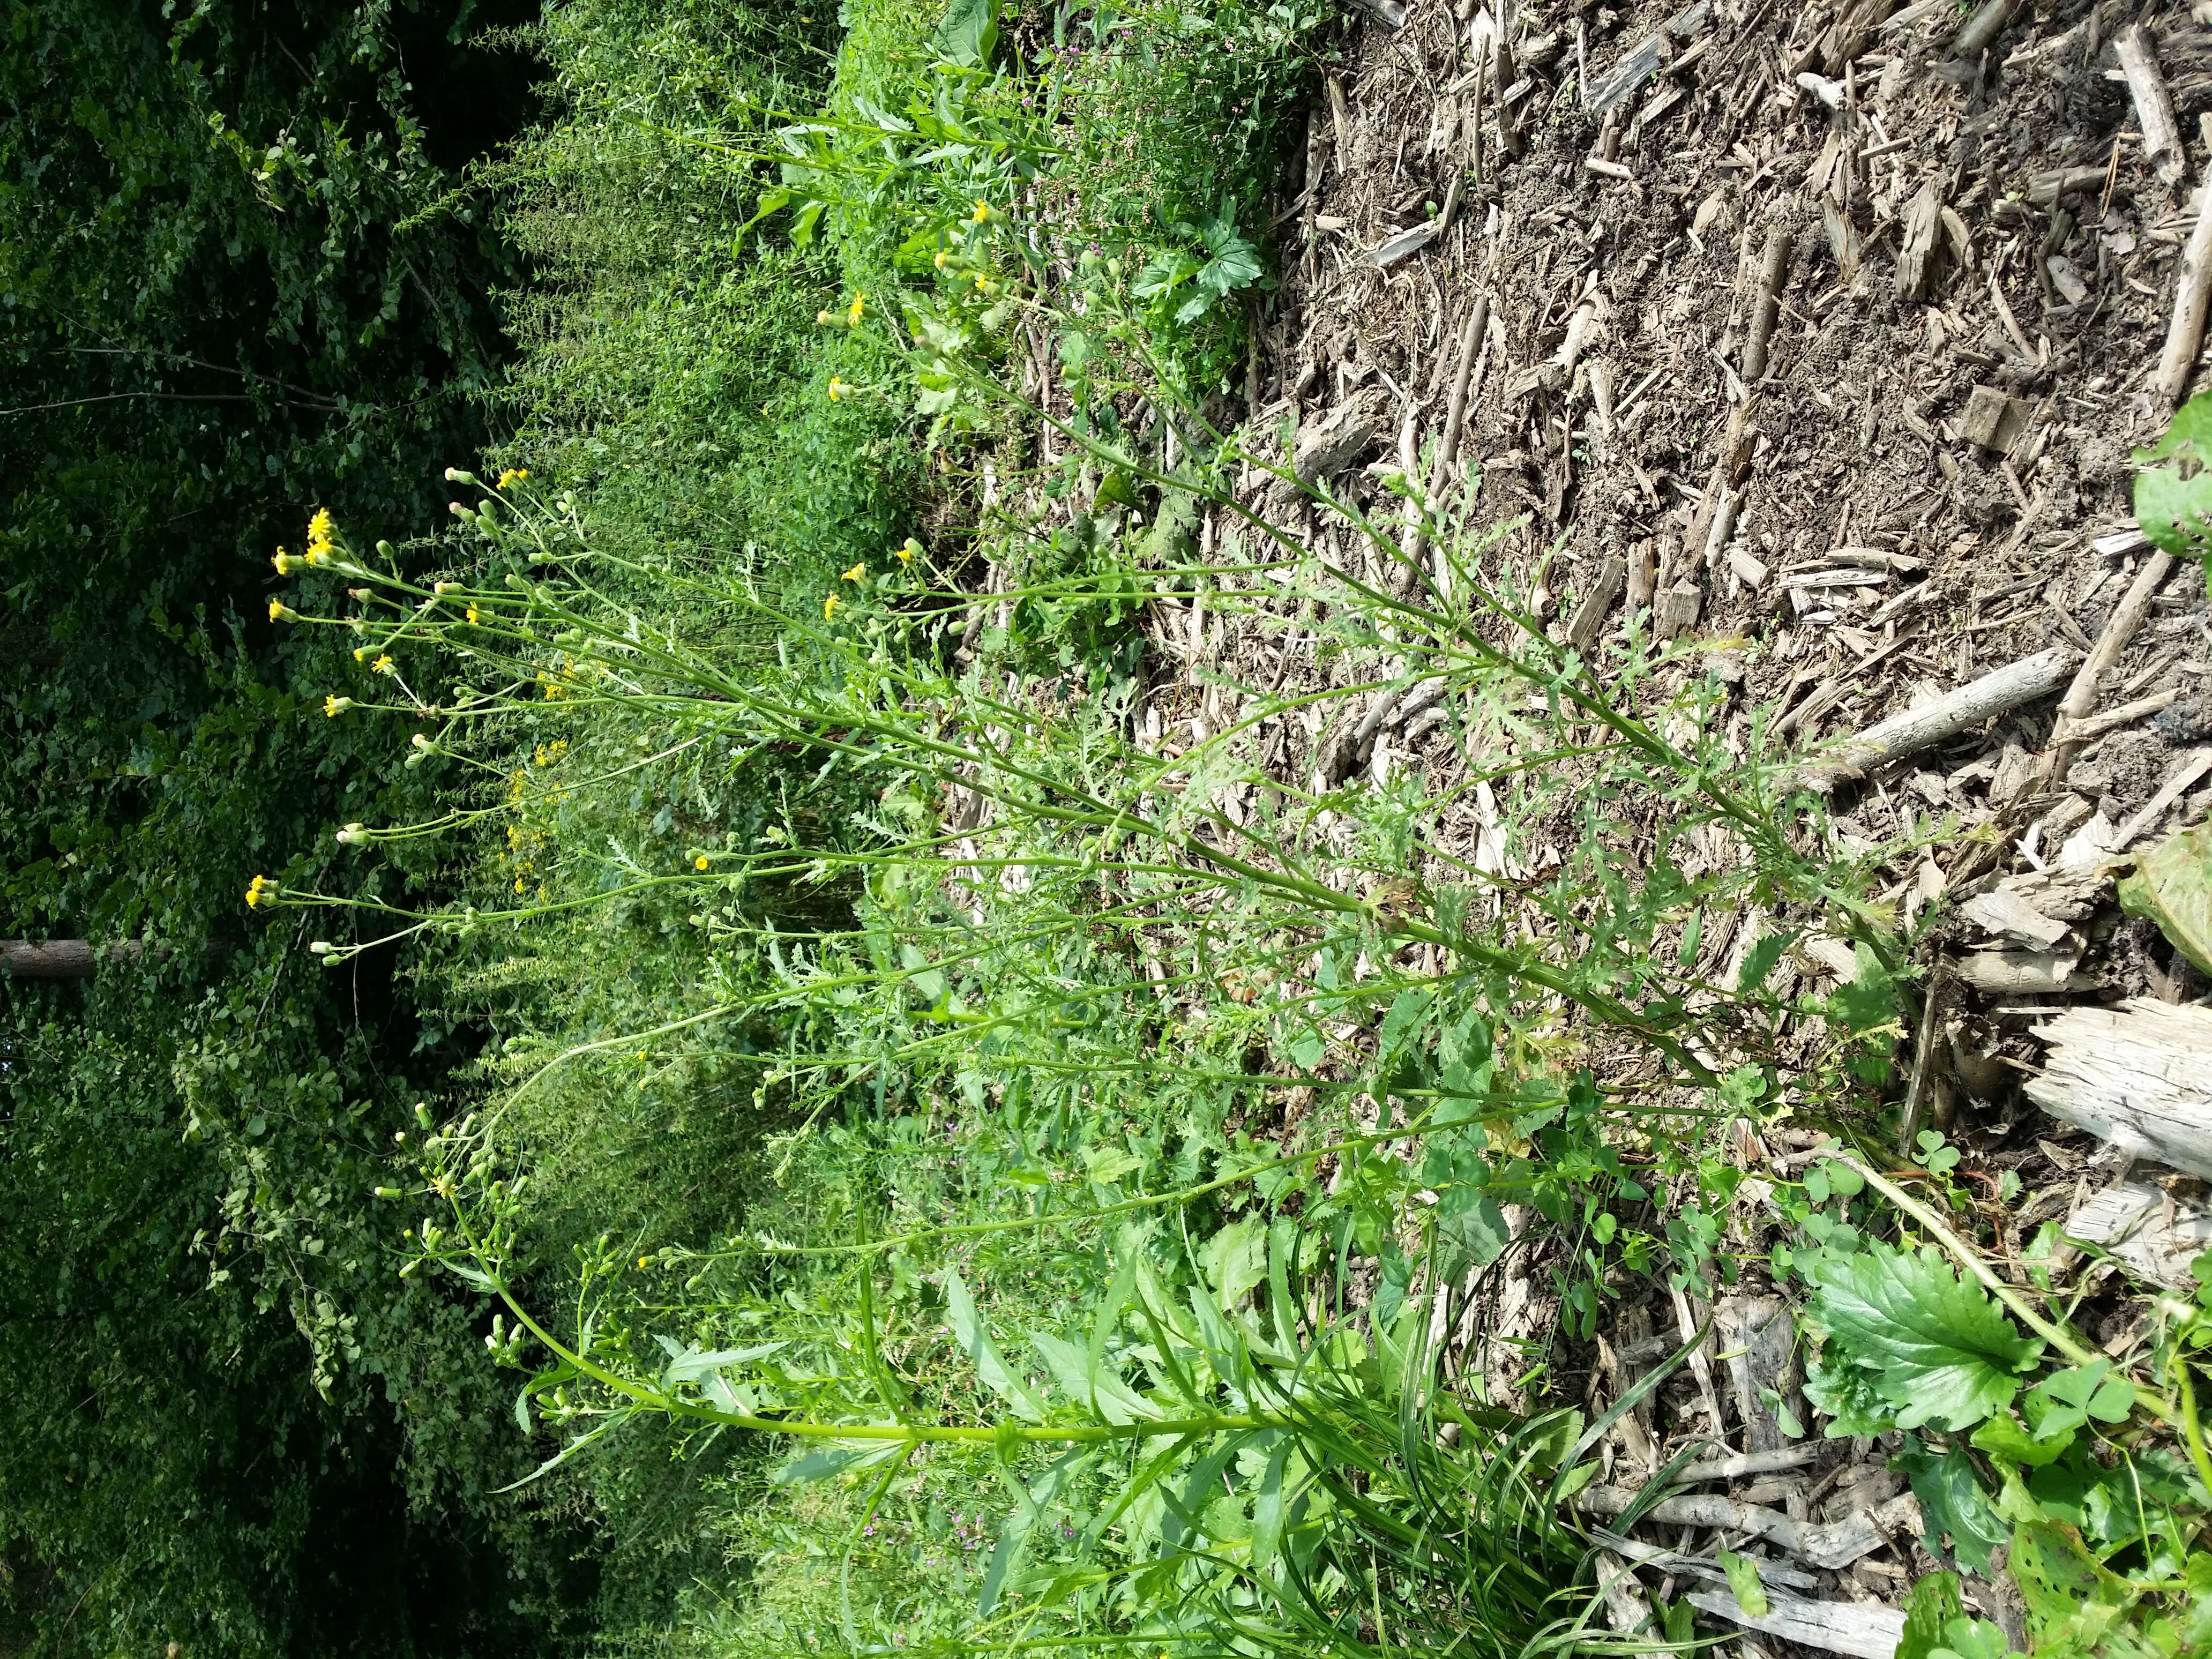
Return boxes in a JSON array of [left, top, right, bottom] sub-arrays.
[[444, 467, 480, 485]]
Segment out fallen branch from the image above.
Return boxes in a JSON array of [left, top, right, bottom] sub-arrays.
[[1686, 1589, 1905, 1659], [1785, 645, 2080, 793], [1574, 1484, 1919, 1570], [2156, 181, 2212, 409], [2116, 24, 2186, 190], [1743, 225, 1795, 384], [2046, 551, 2174, 782]]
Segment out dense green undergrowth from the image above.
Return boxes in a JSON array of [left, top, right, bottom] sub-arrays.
[[147, 1, 2212, 1655]]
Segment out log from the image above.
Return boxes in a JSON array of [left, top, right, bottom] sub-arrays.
[[2027, 998, 2212, 1179], [3, 940, 96, 978], [1787, 646, 2079, 793], [1, 939, 238, 980]]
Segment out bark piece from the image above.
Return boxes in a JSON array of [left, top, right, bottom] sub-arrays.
[[2048, 553, 2176, 782], [1362, 222, 1441, 268], [1594, 1550, 1654, 1635], [1, 939, 234, 978], [2117, 747, 2212, 848], [1819, 0, 1902, 73], [1715, 1295, 1800, 1452], [2116, 24, 2187, 189], [1596, 1529, 1820, 1591], [2067, 1180, 2212, 1288], [1293, 395, 1387, 484], [2027, 998, 2212, 1178], [1655, 580, 1703, 640], [1566, 556, 1628, 649], [1961, 886, 2075, 950], [1951, 0, 2024, 58], [1957, 950, 2097, 995], [1790, 646, 2081, 792], [1896, 180, 1945, 302], [1687, 1590, 1906, 1659], [1958, 385, 2028, 455]]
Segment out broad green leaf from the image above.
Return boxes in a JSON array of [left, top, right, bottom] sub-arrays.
[[1897, 1440, 2007, 1576], [1029, 1329, 1155, 1424], [1969, 1410, 2075, 1468], [1080, 1142, 1146, 1184], [771, 1443, 900, 1486], [2117, 822, 2212, 974], [1930, 1617, 2014, 1659], [1805, 1243, 2041, 1430], [1716, 1549, 1769, 1618], [1201, 1216, 1267, 1310], [1379, 987, 1433, 1055], [945, 1268, 1045, 1422], [933, 0, 999, 66], [1898, 1569, 1965, 1659], [2009, 1519, 2124, 1645], [1438, 1186, 1508, 1273], [2134, 391, 2212, 570]]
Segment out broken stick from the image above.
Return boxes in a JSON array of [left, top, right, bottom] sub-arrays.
[[1743, 225, 1795, 384], [2116, 24, 2186, 190], [1786, 644, 2081, 792], [1407, 295, 1492, 587], [2046, 549, 2176, 783], [2156, 180, 2212, 409]]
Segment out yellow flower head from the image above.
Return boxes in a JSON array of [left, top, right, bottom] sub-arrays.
[[466, 603, 480, 625], [272, 548, 292, 574], [934, 249, 950, 269], [514, 874, 526, 893], [324, 695, 352, 718], [307, 506, 335, 554], [972, 200, 991, 223], [496, 467, 529, 489], [638, 1256, 651, 1269], [818, 308, 832, 326], [372, 654, 394, 675], [269, 599, 297, 623], [848, 290, 865, 325], [841, 562, 865, 582], [823, 594, 841, 620], [827, 377, 848, 402], [897, 537, 920, 565], [244, 875, 274, 909], [694, 855, 710, 871]]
